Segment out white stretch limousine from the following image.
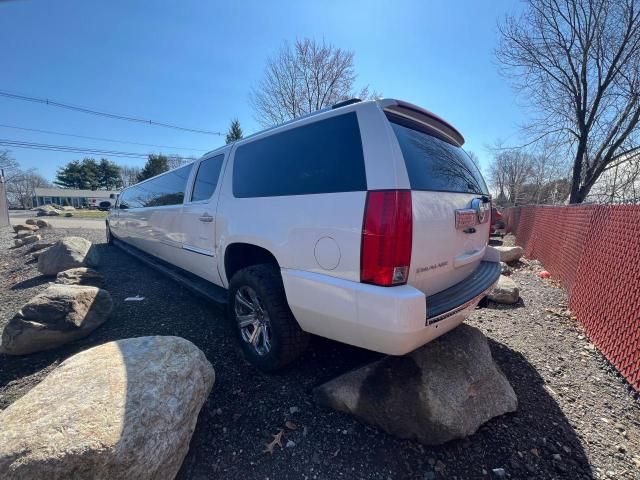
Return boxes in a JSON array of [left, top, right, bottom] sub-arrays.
[[107, 98, 500, 371]]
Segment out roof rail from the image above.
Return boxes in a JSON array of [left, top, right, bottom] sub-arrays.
[[332, 98, 362, 109]]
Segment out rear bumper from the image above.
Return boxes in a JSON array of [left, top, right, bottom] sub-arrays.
[[281, 255, 500, 355]]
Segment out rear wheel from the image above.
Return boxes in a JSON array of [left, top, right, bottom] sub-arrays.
[[228, 264, 309, 371]]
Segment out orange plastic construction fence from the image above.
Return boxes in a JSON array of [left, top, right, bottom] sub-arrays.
[[503, 204, 640, 392]]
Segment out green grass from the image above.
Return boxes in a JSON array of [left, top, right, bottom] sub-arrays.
[[64, 210, 109, 219]]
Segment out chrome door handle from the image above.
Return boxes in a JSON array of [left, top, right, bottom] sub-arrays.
[[198, 214, 214, 223]]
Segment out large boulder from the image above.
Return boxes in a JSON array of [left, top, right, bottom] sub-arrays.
[[495, 246, 524, 263], [12, 224, 38, 233], [14, 235, 41, 247], [35, 219, 52, 228], [37, 237, 99, 276], [35, 205, 60, 216], [24, 242, 54, 255], [0, 284, 112, 355], [56, 267, 105, 288], [314, 325, 517, 445], [487, 275, 520, 304], [0, 336, 215, 480]]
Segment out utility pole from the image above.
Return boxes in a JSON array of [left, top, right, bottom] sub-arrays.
[[0, 168, 9, 227]]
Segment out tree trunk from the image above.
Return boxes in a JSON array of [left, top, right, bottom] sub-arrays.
[[569, 145, 586, 204]]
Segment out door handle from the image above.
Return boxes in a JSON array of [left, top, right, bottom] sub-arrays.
[[198, 214, 214, 223]]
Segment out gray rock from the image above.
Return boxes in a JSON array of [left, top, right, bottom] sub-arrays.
[[13, 235, 41, 248], [64, 212, 73, 217], [314, 325, 517, 445], [15, 231, 34, 239], [0, 336, 215, 480], [500, 261, 512, 275], [487, 275, 520, 304], [25, 219, 37, 225], [37, 237, 99, 276], [56, 267, 105, 288], [24, 242, 54, 255], [0, 284, 112, 355], [495, 246, 524, 263], [35, 219, 52, 228], [12, 224, 38, 233]]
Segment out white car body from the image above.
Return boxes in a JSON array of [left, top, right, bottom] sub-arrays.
[[108, 98, 500, 358]]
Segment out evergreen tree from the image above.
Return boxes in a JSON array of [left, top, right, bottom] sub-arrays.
[[225, 119, 244, 144], [137, 154, 169, 182], [54, 160, 85, 189], [97, 158, 123, 190]]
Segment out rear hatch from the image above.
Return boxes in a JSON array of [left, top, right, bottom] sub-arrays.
[[384, 104, 491, 297]]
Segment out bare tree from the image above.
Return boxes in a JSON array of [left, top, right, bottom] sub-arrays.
[[119, 165, 142, 188], [251, 38, 377, 127], [6, 170, 50, 209], [489, 149, 535, 205], [0, 150, 20, 180], [167, 154, 194, 170], [497, 0, 640, 203]]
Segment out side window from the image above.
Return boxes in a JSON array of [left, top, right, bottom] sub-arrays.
[[191, 154, 224, 202], [232, 112, 366, 198], [134, 164, 193, 207]]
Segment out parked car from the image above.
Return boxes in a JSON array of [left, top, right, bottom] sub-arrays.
[[106, 98, 500, 371]]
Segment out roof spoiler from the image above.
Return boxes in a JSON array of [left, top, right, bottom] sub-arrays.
[[382, 99, 465, 146]]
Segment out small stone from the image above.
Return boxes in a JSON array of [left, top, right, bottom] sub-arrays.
[[285, 440, 295, 448], [216, 408, 222, 415], [616, 444, 626, 454], [289, 406, 299, 414], [491, 467, 506, 478], [552, 454, 562, 461], [487, 275, 519, 304]]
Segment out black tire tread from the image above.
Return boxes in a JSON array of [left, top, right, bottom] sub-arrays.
[[228, 263, 309, 371]]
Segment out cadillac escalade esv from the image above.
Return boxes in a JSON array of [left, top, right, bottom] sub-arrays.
[[107, 98, 501, 371]]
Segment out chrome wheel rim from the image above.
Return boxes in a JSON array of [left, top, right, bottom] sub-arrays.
[[235, 286, 272, 356]]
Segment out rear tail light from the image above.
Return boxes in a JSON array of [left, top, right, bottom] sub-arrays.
[[361, 190, 412, 286]]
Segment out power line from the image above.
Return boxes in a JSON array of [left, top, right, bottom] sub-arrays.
[[0, 138, 191, 160], [0, 123, 208, 152], [0, 90, 224, 136]]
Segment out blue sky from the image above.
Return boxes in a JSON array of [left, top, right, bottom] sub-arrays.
[[0, 0, 523, 181]]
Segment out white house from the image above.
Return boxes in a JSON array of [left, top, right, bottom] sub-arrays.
[[33, 188, 119, 208]]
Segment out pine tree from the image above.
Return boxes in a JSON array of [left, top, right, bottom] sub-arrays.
[[137, 154, 169, 182], [97, 158, 123, 190], [54, 160, 85, 189], [225, 119, 244, 144]]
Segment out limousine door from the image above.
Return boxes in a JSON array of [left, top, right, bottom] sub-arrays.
[[179, 154, 225, 284]]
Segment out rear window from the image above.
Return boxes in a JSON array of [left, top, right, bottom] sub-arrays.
[[233, 112, 366, 198], [387, 114, 488, 195]]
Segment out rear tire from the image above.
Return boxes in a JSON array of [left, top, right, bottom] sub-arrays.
[[228, 264, 309, 372]]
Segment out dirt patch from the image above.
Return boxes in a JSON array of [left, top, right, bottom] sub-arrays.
[[1, 227, 638, 479]]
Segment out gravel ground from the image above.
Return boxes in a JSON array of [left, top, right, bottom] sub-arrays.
[[0, 226, 638, 480]]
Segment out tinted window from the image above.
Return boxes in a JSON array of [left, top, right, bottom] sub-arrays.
[[233, 112, 366, 198], [388, 115, 488, 195], [191, 154, 224, 202], [119, 164, 192, 208]]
